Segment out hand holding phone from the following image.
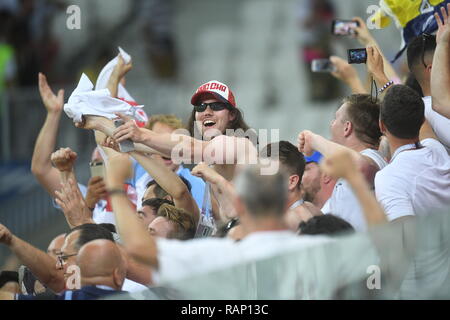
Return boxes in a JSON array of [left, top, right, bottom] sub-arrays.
[[114, 119, 135, 153], [332, 19, 359, 36], [348, 48, 367, 64], [311, 59, 337, 73]]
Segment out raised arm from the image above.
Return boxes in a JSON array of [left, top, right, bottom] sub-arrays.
[[0, 224, 65, 293], [431, 4, 450, 118], [130, 151, 200, 224], [31, 73, 65, 197], [298, 130, 377, 184], [113, 113, 258, 165], [50, 147, 79, 186], [351, 16, 400, 82], [320, 150, 387, 226], [366, 46, 392, 96], [55, 178, 95, 228], [330, 56, 367, 94], [105, 153, 158, 268], [191, 162, 238, 221], [106, 54, 132, 98]]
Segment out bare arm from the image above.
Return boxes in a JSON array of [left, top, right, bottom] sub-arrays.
[[352, 16, 400, 82], [105, 153, 158, 268], [31, 73, 65, 197], [113, 113, 258, 165], [106, 54, 132, 99], [298, 130, 365, 167], [130, 151, 200, 224], [321, 150, 387, 226], [366, 46, 391, 97], [330, 56, 367, 94], [431, 4, 450, 118], [0, 224, 65, 293], [191, 163, 238, 221]]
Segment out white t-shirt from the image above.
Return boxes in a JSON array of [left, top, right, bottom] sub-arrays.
[[322, 149, 387, 232], [375, 138, 450, 221], [150, 230, 379, 299], [423, 96, 450, 154]]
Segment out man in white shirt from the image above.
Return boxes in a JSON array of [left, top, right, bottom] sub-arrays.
[[298, 94, 387, 231], [406, 33, 450, 153], [375, 84, 450, 299], [375, 84, 450, 221]]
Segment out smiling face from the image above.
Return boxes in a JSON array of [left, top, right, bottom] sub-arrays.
[[194, 98, 236, 140]]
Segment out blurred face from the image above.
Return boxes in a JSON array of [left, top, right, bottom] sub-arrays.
[[143, 184, 157, 202], [57, 231, 80, 281], [194, 98, 236, 140], [151, 122, 179, 172], [330, 103, 349, 144], [147, 216, 176, 238], [91, 148, 103, 163], [301, 162, 321, 203], [47, 234, 66, 259], [137, 205, 158, 228]]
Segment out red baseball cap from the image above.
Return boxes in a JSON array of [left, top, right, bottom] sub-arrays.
[[190, 80, 236, 108]]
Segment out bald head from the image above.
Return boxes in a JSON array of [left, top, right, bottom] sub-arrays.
[[77, 239, 126, 290]]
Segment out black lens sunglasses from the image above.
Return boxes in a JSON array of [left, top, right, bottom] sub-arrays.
[[194, 102, 231, 113]]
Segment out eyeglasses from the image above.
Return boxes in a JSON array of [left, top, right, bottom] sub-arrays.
[[56, 253, 77, 269], [194, 102, 230, 113], [421, 33, 432, 68]]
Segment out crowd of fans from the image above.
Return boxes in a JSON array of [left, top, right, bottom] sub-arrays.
[[1, 4, 450, 300]]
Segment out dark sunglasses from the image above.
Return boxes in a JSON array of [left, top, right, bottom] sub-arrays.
[[421, 33, 432, 68], [194, 102, 230, 113]]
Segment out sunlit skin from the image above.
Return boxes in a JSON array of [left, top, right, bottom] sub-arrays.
[[301, 162, 321, 203], [330, 103, 349, 145], [194, 98, 236, 140], [151, 122, 179, 172]]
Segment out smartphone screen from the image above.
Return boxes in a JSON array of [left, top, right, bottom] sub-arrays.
[[348, 48, 367, 64], [332, 19, 359, 36], [311, 59, 337, 73]]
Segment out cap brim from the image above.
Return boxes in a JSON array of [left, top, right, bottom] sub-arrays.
[[191, 91, 231, 107]]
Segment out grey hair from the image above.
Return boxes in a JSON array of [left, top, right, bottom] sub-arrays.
[[233, 165, 288, 217]]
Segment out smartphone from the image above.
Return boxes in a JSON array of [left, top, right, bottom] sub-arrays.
[[332, 19, 359, 36], [90, 161, 105, 178], [113, 119, 135, 153], [348, 48, 367, 64], [311, 59, 337, 73]]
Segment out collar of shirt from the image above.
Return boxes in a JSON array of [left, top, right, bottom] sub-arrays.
[[390, 143, 420, 163], [289, 199, 304, 210]]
